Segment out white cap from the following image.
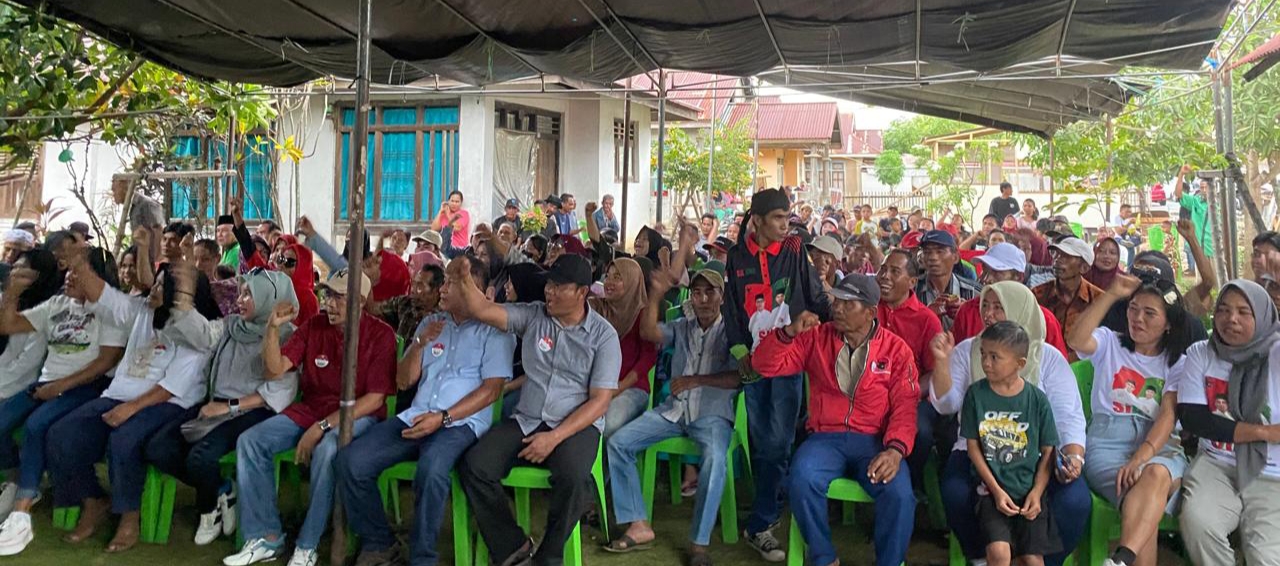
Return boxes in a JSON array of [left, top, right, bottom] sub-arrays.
[[806, 235, 844, 261], [974, 243, 1026, 273], [1050, 237, 1094, 266]]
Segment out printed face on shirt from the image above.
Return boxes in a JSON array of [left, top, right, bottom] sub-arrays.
[[1108, 366, 1162, 418]]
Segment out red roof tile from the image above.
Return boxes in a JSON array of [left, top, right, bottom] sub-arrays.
[[1227, 32, 1280, 72], [626, 71, 740, 120], [847, 130, 884, 155], [726, 101, 839, 142]]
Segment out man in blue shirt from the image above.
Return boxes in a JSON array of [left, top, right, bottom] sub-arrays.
[[335, 258, 515, 566], [593, 194, 621, 236], [555, 193, 580, 237]]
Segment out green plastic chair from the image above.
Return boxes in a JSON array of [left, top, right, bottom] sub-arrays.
[[1147, 225, 1165, 252], [1070, 360, 1188, 565], [469, 439, 608, 566], [52, 465, 174, 543], [1071, 222, 1085, 239], [639, 391, 752, 544], [785, 478, 905, 566]]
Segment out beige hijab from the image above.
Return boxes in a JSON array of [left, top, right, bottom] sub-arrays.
[[589, 258, 647, 336], [969, 281, 1046, 385]]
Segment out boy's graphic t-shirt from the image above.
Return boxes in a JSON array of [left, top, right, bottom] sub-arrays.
[[961, 379, 1060, 501], [1080, 327, 1185, 420], [1178, 340, 1280, 478]]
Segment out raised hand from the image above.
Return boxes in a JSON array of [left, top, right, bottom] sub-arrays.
[[229, 195, 244, 221], [7, 267, 37, 293], [1176, 218, 1196, 240], [415, 319, 446, 345], [677, 219, 700, 251], [296, 215, 316, 237], [132, 226, 151, 250], [269, 301, 298, 328], [584, 201, 599, 216], [1107, 272, 1142, 299], [929, 332, 955, 362], [784, 310, 821, 337]]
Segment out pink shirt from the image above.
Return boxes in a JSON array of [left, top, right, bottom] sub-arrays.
[[438, 208, 470, 248]]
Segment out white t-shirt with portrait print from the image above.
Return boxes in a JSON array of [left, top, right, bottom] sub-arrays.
[[1177, 339, 1280, 479], [24, 294, 129, 383], [1079, 327, 1185, 421]]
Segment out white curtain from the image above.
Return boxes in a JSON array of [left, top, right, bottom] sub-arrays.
[[492, 129, 537, 218]]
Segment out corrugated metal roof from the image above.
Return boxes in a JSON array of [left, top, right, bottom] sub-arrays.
[[727, 101, 839, 141], [848, 130, 884, 155], [628, 71, 740, 121]]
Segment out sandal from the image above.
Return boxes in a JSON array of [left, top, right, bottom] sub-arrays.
[[603, 534, 654, 553]]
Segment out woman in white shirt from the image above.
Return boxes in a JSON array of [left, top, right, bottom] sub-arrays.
[[43, 237, 214, 554], [1177, 280, 1280, 566], [929, 281, 1088, 566], [1067, 272, 1195, 566]]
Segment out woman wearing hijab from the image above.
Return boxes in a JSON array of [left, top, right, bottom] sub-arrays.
[[1177, 280, 1280, 566], [143, 268, 300, 546], [1068, 273, 1195, 566], [44, 244, 216, 553], [1085, 237, 1123, 290], [928, 281, 1088, 566], [634, 226, 671, 267], [276, 239, 318, 325], [593, 258, 658, 438]]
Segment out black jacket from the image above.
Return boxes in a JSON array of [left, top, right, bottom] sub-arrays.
[[723, 234, 831, 356]]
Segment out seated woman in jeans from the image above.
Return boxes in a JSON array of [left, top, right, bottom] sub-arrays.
[[1177, 280, 1280, 565], [144, 268, 299, 546], [594, 258, 657, 438], [0, 238, 127, 557], [45, 234, 215, 553], [1067, 271, 1196, 566]]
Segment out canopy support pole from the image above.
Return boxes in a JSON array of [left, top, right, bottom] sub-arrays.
[[1054, 0, 1079, 77], [335, 0, 371, 561], [1210, 70, 1229, 284], [751, 0, 789, 81], [913, 0, 922, 82], [1223, 66, 1239, 280], [706, 86, 717, 216], [1048, 137, 1056, 203], [620, 77, 632, 239], [656, 70, 666, 225]]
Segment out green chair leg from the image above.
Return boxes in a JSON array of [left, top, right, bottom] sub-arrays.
[[153, 472, 177, 544], [53, 507, 79, 531], [449, 473, 472, 566], [592, 444, 610, 540], [641, 447, 659, 518], [566, 522, 584, 566], [669, 454, 683, 506], [923, 455, 948, 530], [139, 467, 160, 543], [786, 514, 805, 566], [841, 500, 855, 526], [948, 534, 967, 566], [515, 488, 531, 531], [720, 453, 739, 544]]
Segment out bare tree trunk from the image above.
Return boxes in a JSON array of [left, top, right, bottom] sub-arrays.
[[11, 153, 39, 224]]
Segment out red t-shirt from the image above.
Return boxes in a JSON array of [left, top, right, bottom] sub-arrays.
[[877, 292, 943, 392], [280, 312, 397, 428], [372, 249, 411, 302], [618, 314, 657, 393]]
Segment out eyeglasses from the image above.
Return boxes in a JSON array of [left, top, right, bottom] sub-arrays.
[[277, 257, 299, 268]]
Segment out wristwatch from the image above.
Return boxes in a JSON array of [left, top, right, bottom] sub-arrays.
[[440, 410, 453, 427], [228, 398, 241, 416], [318, 419, 333, 433]]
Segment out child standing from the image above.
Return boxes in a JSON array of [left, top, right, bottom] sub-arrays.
[[961, 321, 1061, 566]]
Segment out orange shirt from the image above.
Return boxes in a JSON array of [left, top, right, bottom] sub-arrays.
[[1032, 278, 1103, 362]]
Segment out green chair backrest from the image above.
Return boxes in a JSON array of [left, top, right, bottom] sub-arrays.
[[1071, 360, 1095, 423], [1070, 222, 1085, 239], [1147, 225, 1165, 251]]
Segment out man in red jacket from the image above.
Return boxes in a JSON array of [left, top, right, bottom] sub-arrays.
[[755, 274, 918, 566]]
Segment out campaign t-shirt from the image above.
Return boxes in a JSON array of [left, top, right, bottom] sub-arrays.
[[280, 312, 397, 428], [961, 379, 1060, 501], [1080, 327, 1184, 421], [25, 294, 129, 383], [93, 287, 209, 408], [1177, 340, 1280, 479]]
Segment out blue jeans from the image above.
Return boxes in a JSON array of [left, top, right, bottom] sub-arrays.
[[603, 388, 649, 439], [607, 411, 732, 545], [744, 373, 804, 534], [0, 381, 106, 500], [47, 396, 186, 513], [336, 418, 476, 566], [235, 414, 375, 550], [789, 432, 915, 566], [941, 449, 1090, 566], [1185, 242, 1196, 273]]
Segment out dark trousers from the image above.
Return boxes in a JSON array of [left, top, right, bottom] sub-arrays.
[[744, 373, 804, 534], [460, 420, 599, 566], [144, 407, 272, 513], [336, 418, 476, 566], [941, 449, 1090, 566], [47, 397, 186, 513], [0, 380, 105, 499]]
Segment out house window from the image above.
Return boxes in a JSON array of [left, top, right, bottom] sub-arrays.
[[496, 103, 561, 200], [613, 119, 638, 183], [170, 134, 274, 221], [831, 161, 845, 189], [335, 104, 460, 224]]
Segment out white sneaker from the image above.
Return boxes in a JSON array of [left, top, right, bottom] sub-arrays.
[[971, 560, 989, 566], [0, 483, 17, 521], [1102, 560, 1124, 566], [287, 547, 317, 566], [194, 510, 222, 545], [219, 485, 237, 537], [223, 537, 284, 566], [0, 512, 33, 556]]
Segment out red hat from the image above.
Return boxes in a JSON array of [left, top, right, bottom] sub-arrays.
[[900, 230, 924, 250]]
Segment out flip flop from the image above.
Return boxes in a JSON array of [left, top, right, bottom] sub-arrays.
[[603, 535, 654, 553]]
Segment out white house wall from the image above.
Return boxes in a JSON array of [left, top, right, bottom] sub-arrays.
[[276, 94, 336, 241]]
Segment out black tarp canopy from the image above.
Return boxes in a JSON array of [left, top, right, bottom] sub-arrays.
[[17, 0, 1234, 135]]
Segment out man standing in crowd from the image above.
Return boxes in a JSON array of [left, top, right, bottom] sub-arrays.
[[988, 181, 1019, 225], [754, 275, 918, 566], [215, 215, 240, 270], [875, 249, 944, 491], [594, 194, 621, 236], [226, 268, 396, 566], [555, 193, 581, 237], [455, 254, 620, 566], [336, 258, 514, 566], [1174, 164, 1216, 276], [916, 230, 981, 331], [723, 188, 829, 562], [1033, 237, 1102, 363], [700, 213, 719, 252], [493, 198, 522, 235]]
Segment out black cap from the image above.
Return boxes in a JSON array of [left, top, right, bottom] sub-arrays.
[[68, 221, 93, 240], [544, 195, 563, 209], [829, 273, 880, 306], [505, 198, 520, 209], [217, 215, 235, 226], [546, 254, 593, 287], [708, 236, 733, 252], [919, 229, 957, 249]]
